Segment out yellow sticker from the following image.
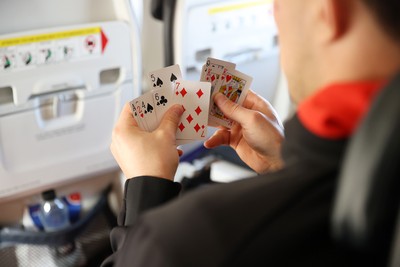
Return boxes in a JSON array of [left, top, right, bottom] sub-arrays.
[[208, 0, 273, 15], [0, 27, 101, 48]]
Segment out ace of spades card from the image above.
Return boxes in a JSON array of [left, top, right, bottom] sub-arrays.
[[148, 64, 182, 90], [173, 80, 211, 140]]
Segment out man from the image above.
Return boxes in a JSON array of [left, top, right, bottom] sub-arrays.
[[102, 0, 400, 266]]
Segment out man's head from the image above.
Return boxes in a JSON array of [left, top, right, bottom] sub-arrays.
[[363, 0, 400, 41], [274, 0, 400, 104]]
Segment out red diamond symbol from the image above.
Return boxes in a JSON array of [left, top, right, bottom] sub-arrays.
[[186, 114, 193, 124], [178, 123, 185, 132], [211, 75, 216, 82], [196, 89, 204, 98], [194, 123, 201, 133], [176, 91, 179, 95], [182, 105, 186, 112], [195, 106, 202, 116], [180, 88, 187, 97]]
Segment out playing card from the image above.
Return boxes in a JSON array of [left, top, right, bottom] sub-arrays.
[[173, 80, 211, 140], [129, 101, 145, 130], [201, 57, 236, 82], [209, 69, 253, 128], [130, 91, 158, 131], [128, 60, 248, 145], [203, 67, 224, 92], [153, 87, 174, 125], [148, 64, 182, 91]]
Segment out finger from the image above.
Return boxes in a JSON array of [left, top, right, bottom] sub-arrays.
[[158, 104, 184, 133], [241, 90, 258, 109], [204, 129, 230, 149], [112, 104, 137, 143], [242, 90, 281, 123], [213, 93, 253, 125]]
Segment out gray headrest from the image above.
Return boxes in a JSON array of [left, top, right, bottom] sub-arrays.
[[332, 73, 400, 251]]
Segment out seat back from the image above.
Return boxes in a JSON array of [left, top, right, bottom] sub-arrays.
[[332, 73, 400, 266]]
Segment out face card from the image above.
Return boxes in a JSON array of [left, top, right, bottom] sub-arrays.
[[153, 87, 174, 125], [204, 67, 224, 92], [132, 91, 158, 132], [173, 80, 211, 140], [209, 69, 253, 128], [148, 64, 183, 91], [202, 68, 224, 127]]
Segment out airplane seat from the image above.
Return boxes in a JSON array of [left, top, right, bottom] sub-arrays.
[[0, 0, 142, 265], [332, 72, 400, 266]]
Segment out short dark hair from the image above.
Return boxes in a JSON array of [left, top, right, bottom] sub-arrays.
[[363, 0, 400, 40]]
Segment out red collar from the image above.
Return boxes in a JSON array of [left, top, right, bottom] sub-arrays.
[[298, 81, 386, 139]]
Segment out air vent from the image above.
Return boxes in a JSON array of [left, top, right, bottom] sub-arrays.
[[0, 86, 13, 105], [100, 68, 121, 85]]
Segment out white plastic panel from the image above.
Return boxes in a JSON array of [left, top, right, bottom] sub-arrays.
[[174, 0, 281, 103], [0, 83, 132, 200], [0, 21, 133, 108], [0, 20, 139, 201], [0, 0, 118, 35]]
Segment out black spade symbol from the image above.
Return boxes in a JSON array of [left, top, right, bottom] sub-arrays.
[[147, 103, 154, 113], [155, 77, 163, 87], [170, 73, 177, 82]]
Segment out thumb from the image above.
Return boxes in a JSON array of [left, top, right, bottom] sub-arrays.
[[213, 93, 251, 125], [158, 104, 184, 133]]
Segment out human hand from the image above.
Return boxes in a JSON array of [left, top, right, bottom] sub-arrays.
[[110, 103, 184, 181], [204, 90, 284, 174]]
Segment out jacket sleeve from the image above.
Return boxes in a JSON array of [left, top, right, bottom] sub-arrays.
[[101, 176, 181, 266]]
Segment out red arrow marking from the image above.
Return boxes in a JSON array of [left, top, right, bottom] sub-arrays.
[[101, 29, 108, 54]]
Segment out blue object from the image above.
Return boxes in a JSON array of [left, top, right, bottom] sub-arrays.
[[38, 189, 70, 232], [28, 203, 44, 230], [63, 192, 82, 224]]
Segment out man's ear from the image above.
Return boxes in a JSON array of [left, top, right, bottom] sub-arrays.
[[319, 0, 351, 41]]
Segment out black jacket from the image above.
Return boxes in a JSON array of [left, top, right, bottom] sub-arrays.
[[101, 115, 383, 266]]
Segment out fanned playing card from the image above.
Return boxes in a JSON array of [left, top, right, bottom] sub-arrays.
[[128, 60, 252, 146], [201, 58, 236, 126], [130, 102, 145, 130], [152, 87, 174, 125], [209, 69, 253, 128], [201, 57, 236, 82], [173, 80, 211, 140], [148, 64, 182, 91], [130, 91, 158, 132]]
